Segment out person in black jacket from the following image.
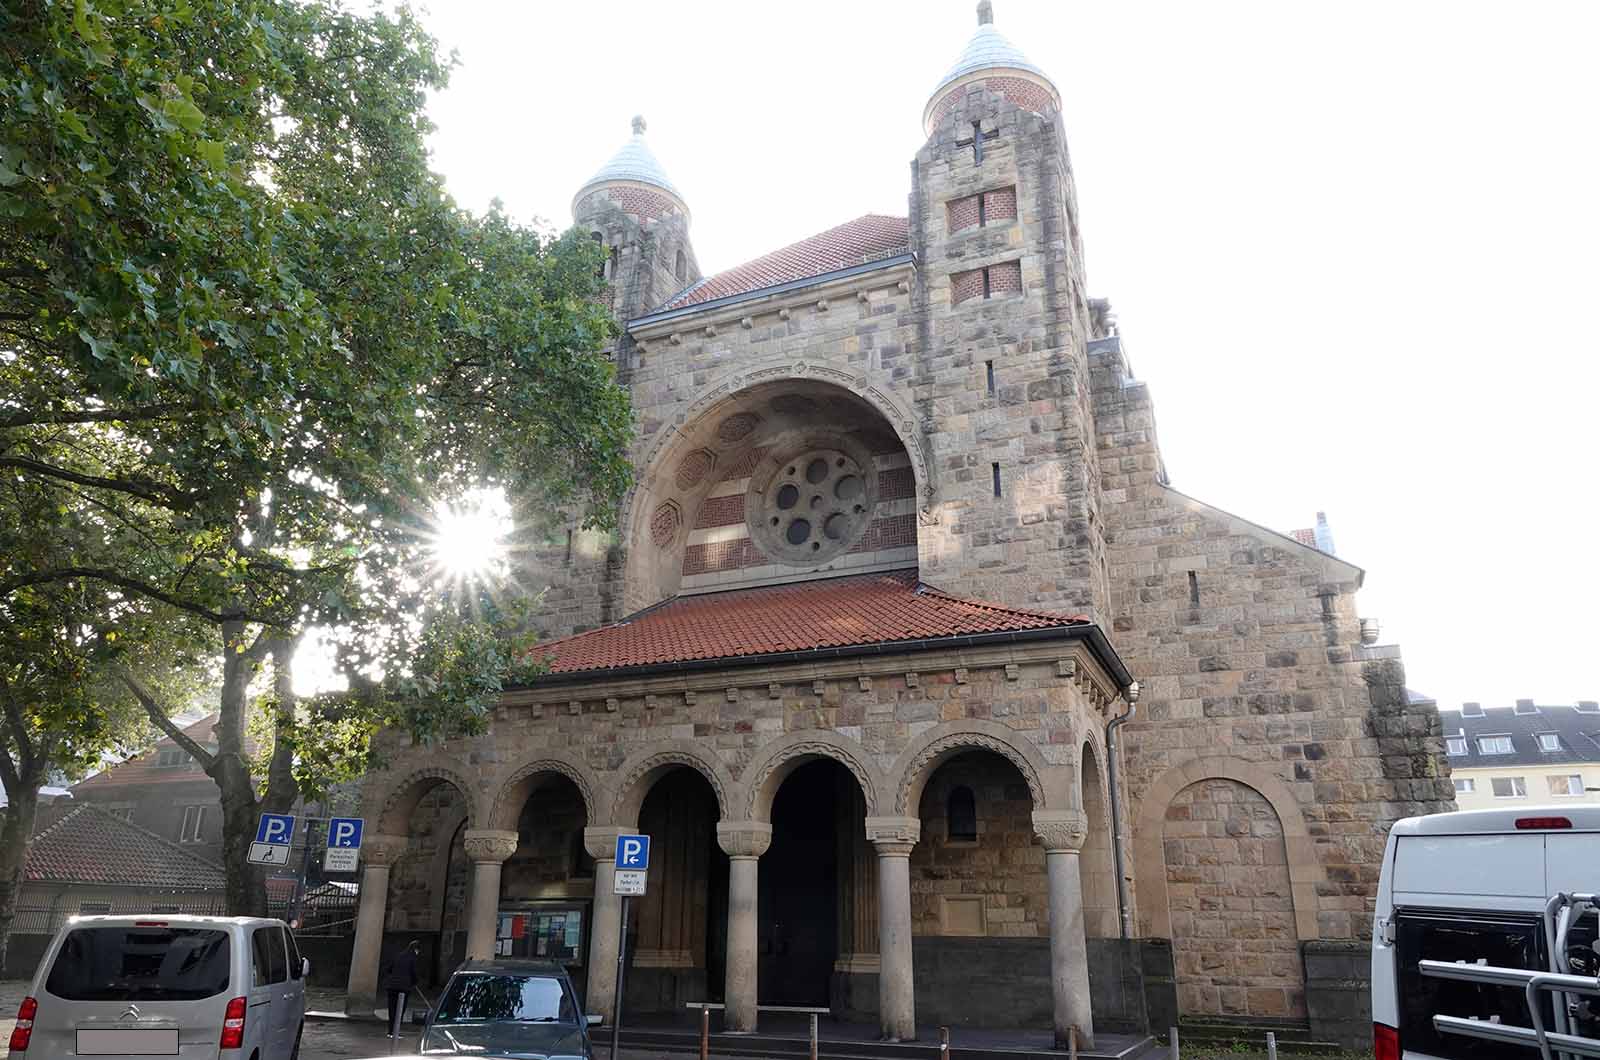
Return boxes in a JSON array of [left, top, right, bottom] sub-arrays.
[[381, 940, 421, 1037]]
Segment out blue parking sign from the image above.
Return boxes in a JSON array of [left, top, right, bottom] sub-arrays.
[[327, 817, 364, 849], [255, 813, 295, 845], [614, 834, 649, 870]]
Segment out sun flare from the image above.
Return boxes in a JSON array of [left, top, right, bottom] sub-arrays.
[[428, 490, 512, 584]]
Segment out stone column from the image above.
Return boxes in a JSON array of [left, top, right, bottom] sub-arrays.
[[716, 821, 772, 1033], [865, 816, 920, 1042], [462, 829, 518, 961], [582, 826, 628, 1019], [344, 833, 408, 1015], [1034, 810, 1094, 1049]]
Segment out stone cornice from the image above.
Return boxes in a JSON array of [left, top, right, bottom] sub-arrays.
[[463, 828, 518, 864], [1032, 809, 1088, 854]]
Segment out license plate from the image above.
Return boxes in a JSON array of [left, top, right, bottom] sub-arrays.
[[76, 1027, 180, 1055]]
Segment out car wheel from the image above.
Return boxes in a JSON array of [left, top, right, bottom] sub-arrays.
[[289, 1024, 303, 1060]]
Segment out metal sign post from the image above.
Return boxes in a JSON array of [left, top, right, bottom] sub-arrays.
[[610, 834, 650, 1060]]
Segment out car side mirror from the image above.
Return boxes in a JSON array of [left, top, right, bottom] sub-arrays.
[[301, 957, 311, 978], [586, 1014, 603, 1027]]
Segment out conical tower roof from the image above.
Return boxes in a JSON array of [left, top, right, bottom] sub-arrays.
[[572, 116, 689, 224], [924, 1, 1060, 135]]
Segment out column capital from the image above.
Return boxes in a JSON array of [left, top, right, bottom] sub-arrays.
[[463, 828, 519, 864], [865, 816, 921, 855], [362, 833, 410, 867], [1032, 809, 1088, 853], [716, 820, 772, 859], [582, 825, 633, 862]]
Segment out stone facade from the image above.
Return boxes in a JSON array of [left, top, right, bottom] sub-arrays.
[[345, 6, 1452, 1048]]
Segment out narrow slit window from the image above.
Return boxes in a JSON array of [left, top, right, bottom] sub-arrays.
[[985, 360, 995, 395], [948, 786, 978, 841], [991, 463, 1002, 498], [1188, 570, 1200, 605]]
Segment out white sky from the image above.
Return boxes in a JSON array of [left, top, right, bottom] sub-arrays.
[[413, 0, 1599, 711]]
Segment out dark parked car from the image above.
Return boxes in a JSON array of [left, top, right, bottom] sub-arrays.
[[417, 959, 596, 1058]]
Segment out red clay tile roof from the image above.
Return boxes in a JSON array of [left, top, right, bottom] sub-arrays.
[[659, 214, 909, 311], [532, 569, 1088, 676], [25, 804, 226, 890]]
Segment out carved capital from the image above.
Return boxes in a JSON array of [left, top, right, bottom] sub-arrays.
[[865, 815, 921, 855], [462, 828, 519, 864], [583, 826, 631, 863], [1032, 810, 1088, 853], [362, 833, 410, 869], [716, 821, 773, 859]]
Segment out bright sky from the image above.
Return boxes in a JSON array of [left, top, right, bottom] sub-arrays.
[[413, 0, 1599, 711]]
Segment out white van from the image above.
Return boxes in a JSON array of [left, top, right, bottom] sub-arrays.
[[1370, 805, 1600, 1059], [10, 915, 308, 1060]]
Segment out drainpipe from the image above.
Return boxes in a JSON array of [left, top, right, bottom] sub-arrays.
[[1105, 681, 1139, 939]]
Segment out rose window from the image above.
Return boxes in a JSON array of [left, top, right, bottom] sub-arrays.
[[749, 448, 876, 565]]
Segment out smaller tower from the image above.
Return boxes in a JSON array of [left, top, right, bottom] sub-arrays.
[[573, 117, 701, 327]]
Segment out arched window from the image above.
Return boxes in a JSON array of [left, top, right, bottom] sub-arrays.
[[947, 786, 977, 841], [675, 248, 686, 283]]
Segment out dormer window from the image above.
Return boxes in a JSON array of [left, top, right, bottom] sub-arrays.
[[1537, 733, 1562, 753], [1477, 735, 1514, 755], [1514, 700, 1538, 715], [1462, 702, 1484, 717], [1445, 736, 1467, 756], [156, 748, 186, 769]]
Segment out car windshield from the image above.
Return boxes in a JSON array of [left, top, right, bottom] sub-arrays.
[[435, 972, 574, 1023], [45, 926, 231, 1001]]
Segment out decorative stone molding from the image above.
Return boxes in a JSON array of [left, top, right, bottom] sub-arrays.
[[726, 687, 739, 702], [684, 689, 697, 706], [605, 697, 619, 713], [865, 816, 921, 857], [463, 828, 519, 864], [568, 700, 582, 716], [743, 736, 879, 819], [815, 299, 829, 312], [362, 833, 411, 868], [716, 821, 773, 859], [858, 675, 872, 692], [954, 668, 968, 684], [583, 826, 629, 862], [740, 316, 754, 329], [1057, 658, 1076, 678], [372, 764, 479, 832], [905, 672, 920, 689], [646, 694, 658, 711], [768, 683, 782, 699], [778, 308, 792, 321], [1005, 663, 1021, 681], [895, 728, 1046, 814], [489, 757, 598, 829], [812, 679, 826, 696], [1032, 810, 1088, 853], [613, 745, 732, 822], [857, 290, 871, 304]]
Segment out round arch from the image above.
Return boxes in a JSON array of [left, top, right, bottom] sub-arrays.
[[1078, 739, 1118, 938], [1132, 755, 1323, 940], [367, 764, 481, 834], [609, 740, 736, 825], [739, 730, 887, 820], [888, 719, 1058, 815], [487, 753, 604, 831]]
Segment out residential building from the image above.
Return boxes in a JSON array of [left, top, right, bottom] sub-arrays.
[[1441, 700, 1600, 810]]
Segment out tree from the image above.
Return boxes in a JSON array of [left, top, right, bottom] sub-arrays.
[[1, 0, 632, 914]]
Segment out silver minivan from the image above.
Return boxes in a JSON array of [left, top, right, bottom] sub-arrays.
[[12, 915, 307, 1060]]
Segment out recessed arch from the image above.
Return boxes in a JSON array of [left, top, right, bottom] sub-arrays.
[[1078, 740, 1117, 938], [610, 740, 736, 824], [739, 730, 886, 820], [889, 719, 1057, 815], [368, 764, 481, 834], [1132, 755, 1322, 941], [487, 753, 603, 830]]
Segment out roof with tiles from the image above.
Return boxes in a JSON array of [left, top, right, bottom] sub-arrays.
[[74, 714, 223, 791], [25, 804, 227, 890], [1441, 702, 1600, 768], [657, 214, 909, 312], [575, 116, 682, 200], [530, 569, 1089, 676]]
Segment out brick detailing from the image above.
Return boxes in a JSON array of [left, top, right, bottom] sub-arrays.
[[576, 185, 681, 223], [717, 446, 769, 482], [983, 186, 1017, 223], [682, 536, 759, 577], [649, 502, 682, 548], [878, 466, 916, 502], [929, 76, 1057, 131], [988, 259, 1022, 295], [693, 493, 745, 530], [849, 513, 916, 552], [952, 267, 987, 305], [1163, 779, 1306, 1019], [715, 413, 760, 444], [674, 448, 715, 491], [947, 193, 981, 235]]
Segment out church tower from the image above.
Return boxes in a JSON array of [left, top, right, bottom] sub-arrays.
[[910, 0, 1108, 620], [572, 117, 701, 355]]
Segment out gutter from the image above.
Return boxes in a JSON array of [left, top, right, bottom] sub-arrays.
[[1105, 681, 1139, 939], [515, 621, 1132, 692], [627, 253, 916, 331]]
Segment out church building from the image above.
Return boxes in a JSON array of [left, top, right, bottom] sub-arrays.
[[344, 4, 1452, 1050]]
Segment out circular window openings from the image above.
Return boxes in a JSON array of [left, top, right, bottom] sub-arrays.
[[749, 447, 876, 566]]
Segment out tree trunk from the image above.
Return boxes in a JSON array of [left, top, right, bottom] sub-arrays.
[[213, 620, 265, 916], [0, 784, 41, 975]]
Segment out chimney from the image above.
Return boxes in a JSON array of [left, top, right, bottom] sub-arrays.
[[1313, 511, 1337, 557]]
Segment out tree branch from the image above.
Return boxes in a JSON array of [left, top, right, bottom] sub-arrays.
[[115, 668, 216, 770], [0, 568, 289, 628], [0, 456, 191, 509], [0, 672, 35, 778], [0, 403, 198, 429]]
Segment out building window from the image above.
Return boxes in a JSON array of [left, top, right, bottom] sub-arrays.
[[1547, 774, 1585, 797], [179, 805, 207, 843], [1537, 733, 1562, 752], [947, 786, 978, 842], [1490, 777, 1527, 798], [1453, 778, 1475, 794], [985, 360, 995, 396], [1477, 735, 1514, 755], [1514, 700, 1539, 715], [1576, 701, 1599, 714], [991, 462, 1002, 498], [1462, 702, 1484, 716], [156, 748, 186, 768], [1445, 736, 1467, 756], [675, 248, 686, 283], [951, 261, 1023, 305]]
